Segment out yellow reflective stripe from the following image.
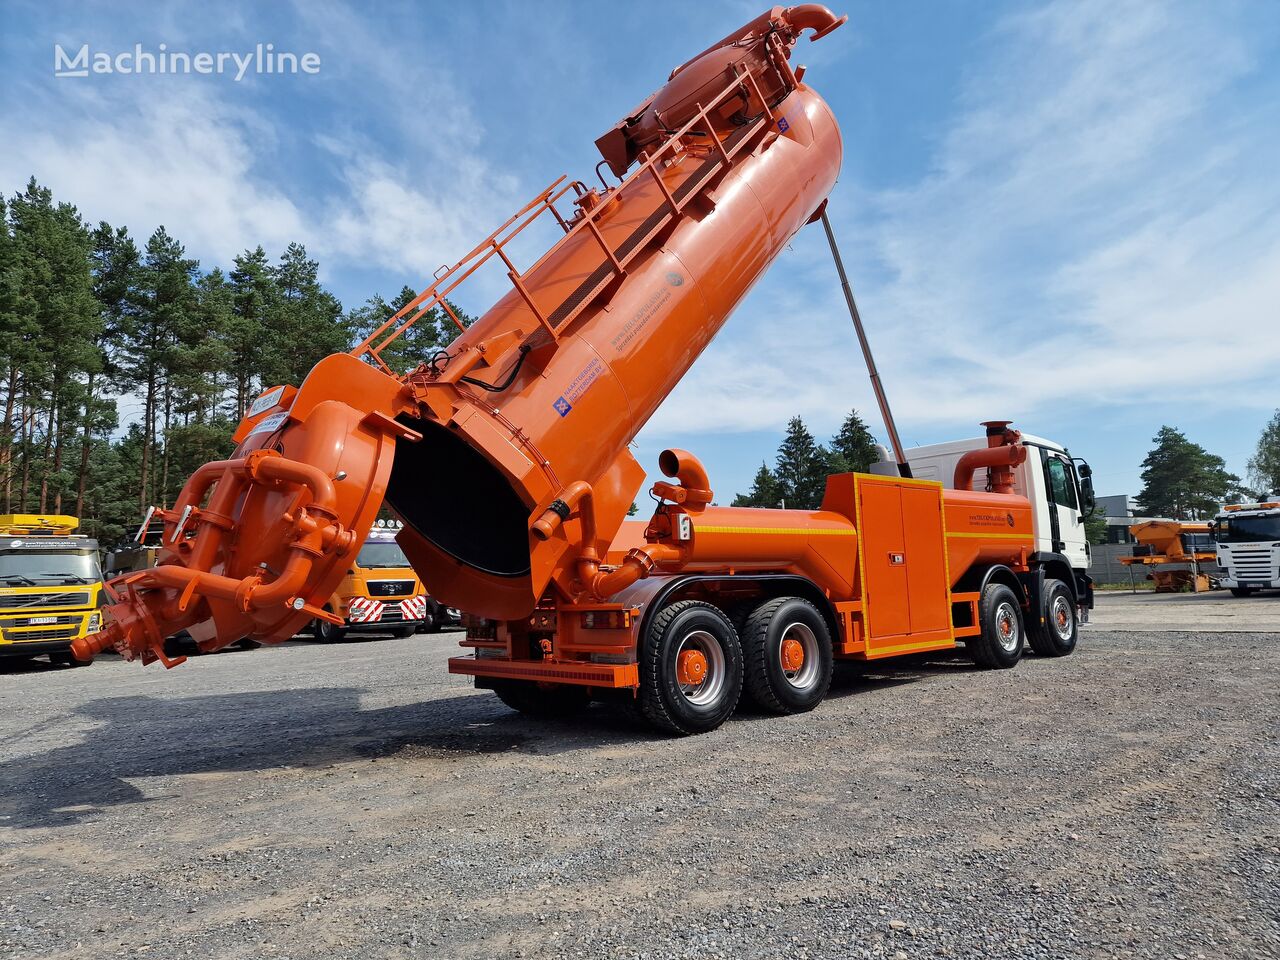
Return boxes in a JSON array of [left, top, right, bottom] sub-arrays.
[[868, 637, 955, 655], [695, 525, 856, 536]]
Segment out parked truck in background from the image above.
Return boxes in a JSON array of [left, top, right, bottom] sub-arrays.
[[313, 521, 458, 641], [1212, 500, 1280, 596], [0, 515, 105, 666]]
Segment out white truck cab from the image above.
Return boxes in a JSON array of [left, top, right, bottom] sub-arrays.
[[903, 431, 1094, 582], [1212, 501, 1280, 596]]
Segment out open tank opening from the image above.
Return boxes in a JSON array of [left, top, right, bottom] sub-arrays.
[[385, 417, 532, 577]]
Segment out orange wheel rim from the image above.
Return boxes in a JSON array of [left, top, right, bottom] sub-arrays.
[[676, 649, 708, 686], [780, 637, 805, 672]]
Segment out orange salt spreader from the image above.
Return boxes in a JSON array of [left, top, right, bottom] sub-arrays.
[[75, 6, 1094, 735]]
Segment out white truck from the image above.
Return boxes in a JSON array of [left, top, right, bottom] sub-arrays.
[[1212, 501, 1280, 596], [902, 431, 1095, 619]]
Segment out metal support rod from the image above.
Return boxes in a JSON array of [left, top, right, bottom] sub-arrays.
[[819, 209, 911, 477]]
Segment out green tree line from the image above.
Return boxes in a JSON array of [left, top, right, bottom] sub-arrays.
[[733, 411, 880, 509], [0, 177, 466, 545]]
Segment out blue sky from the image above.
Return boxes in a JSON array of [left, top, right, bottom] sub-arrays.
[[3, 0, 1279, 502]]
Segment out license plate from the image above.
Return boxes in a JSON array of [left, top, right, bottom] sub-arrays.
[[26, 616, 57, 625]]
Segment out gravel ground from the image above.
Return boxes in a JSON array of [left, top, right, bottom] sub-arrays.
[[1, 594, 1277, 960]]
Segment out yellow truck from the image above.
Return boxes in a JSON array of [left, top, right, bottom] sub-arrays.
[[0, 515, 105, 666], [313, 522, 458, 642]]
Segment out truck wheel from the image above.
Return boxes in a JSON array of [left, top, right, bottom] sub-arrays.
[[491, 680, 590, 718], [312, 617, 347, 643], [741, 597, 833, 714], [1027, 579, 1077, 658], [638, 600, 743, 735], [1230, 587, 1256, 598], [421, 606, 439, 633], [969, 583, 1025, 670]]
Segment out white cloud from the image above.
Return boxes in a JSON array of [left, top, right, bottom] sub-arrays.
[[0, 5, 524, 293], [641, 0, 1280, 445], [0, 84, 308, 262]]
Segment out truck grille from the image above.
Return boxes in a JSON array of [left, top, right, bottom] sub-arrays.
[[1, 614, 82, 629], [1227, 549, 1276, 579], [0, 591, 91, 608], [367, 580, 415, 597], [8, 626, 78, 642]]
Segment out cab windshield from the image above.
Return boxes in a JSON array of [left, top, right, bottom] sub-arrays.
[[356, 541, 410, 568], [0, 549, 102, 585], [1218, 515, 1280, 544]]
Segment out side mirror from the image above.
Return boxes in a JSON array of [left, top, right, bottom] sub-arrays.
[[1073, 458, 1096, 513]]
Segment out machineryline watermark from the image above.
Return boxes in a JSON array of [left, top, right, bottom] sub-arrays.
[[54, 43, 321, 81]]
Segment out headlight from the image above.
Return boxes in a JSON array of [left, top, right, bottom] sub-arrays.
[[87, 612, 102, 633]]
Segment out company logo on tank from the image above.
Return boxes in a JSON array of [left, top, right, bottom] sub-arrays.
[[552, 357, 605, 418]]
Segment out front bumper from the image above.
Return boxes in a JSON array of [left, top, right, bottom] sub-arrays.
[[0, 638, 78, 658], [0, 610, 101, 657], [1222, 577, 1280, 589], [343, 594, 431, 629]]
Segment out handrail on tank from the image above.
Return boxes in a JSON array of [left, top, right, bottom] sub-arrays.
[[350, 176, 576, 371], [350, 64, 776, 374]]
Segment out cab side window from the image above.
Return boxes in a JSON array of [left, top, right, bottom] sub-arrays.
[[1047, 457, 1077, 509]]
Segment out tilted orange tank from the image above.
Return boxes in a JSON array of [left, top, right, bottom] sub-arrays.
[[74, 4, 849, 664], [75, 6, 1092, 737]]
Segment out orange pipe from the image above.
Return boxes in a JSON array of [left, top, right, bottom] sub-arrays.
[[657, 449, 713, 513], [954, 445, 1027, 495], [782, 4, 848, 40]]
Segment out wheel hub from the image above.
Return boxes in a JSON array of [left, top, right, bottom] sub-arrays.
[[780, 637, 806, 672], [676, 649, 708, 686]]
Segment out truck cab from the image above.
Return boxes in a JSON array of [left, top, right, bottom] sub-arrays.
[[904, 431, 1095, 602], [0, 515, 106, 666], [313, 521, 457, 641], [1212, 501, 1280, 596]]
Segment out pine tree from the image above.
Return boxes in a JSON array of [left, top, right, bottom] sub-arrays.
[[0, 194, 22, 511], [227, 246, 278, 419], [732, 462, 782, 508], [828, 409, 879, 474], [5, 179, 100, 513], [775, 417, 829, 510], [263, 243, 347, 387], [1247, 409, 1280, 497], [80, 223, 136, 516], [349, 286, 473, 374], [1136, 426, 1240, 520], [125, 226, 198, 510]]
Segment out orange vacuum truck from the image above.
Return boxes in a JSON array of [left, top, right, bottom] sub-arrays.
[[74, 6, 1095, 734]]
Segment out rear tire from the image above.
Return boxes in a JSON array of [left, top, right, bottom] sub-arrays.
[[1230, 587, 1255, 598], [421, 606, 438, 633], [491, 680, 591, 718], [969, 583, 1024, 670], [312, 616, 348, 643], [638, 600, 743, 735], [741, 597, 833, 714], [1027, 578, 1077, 658]]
